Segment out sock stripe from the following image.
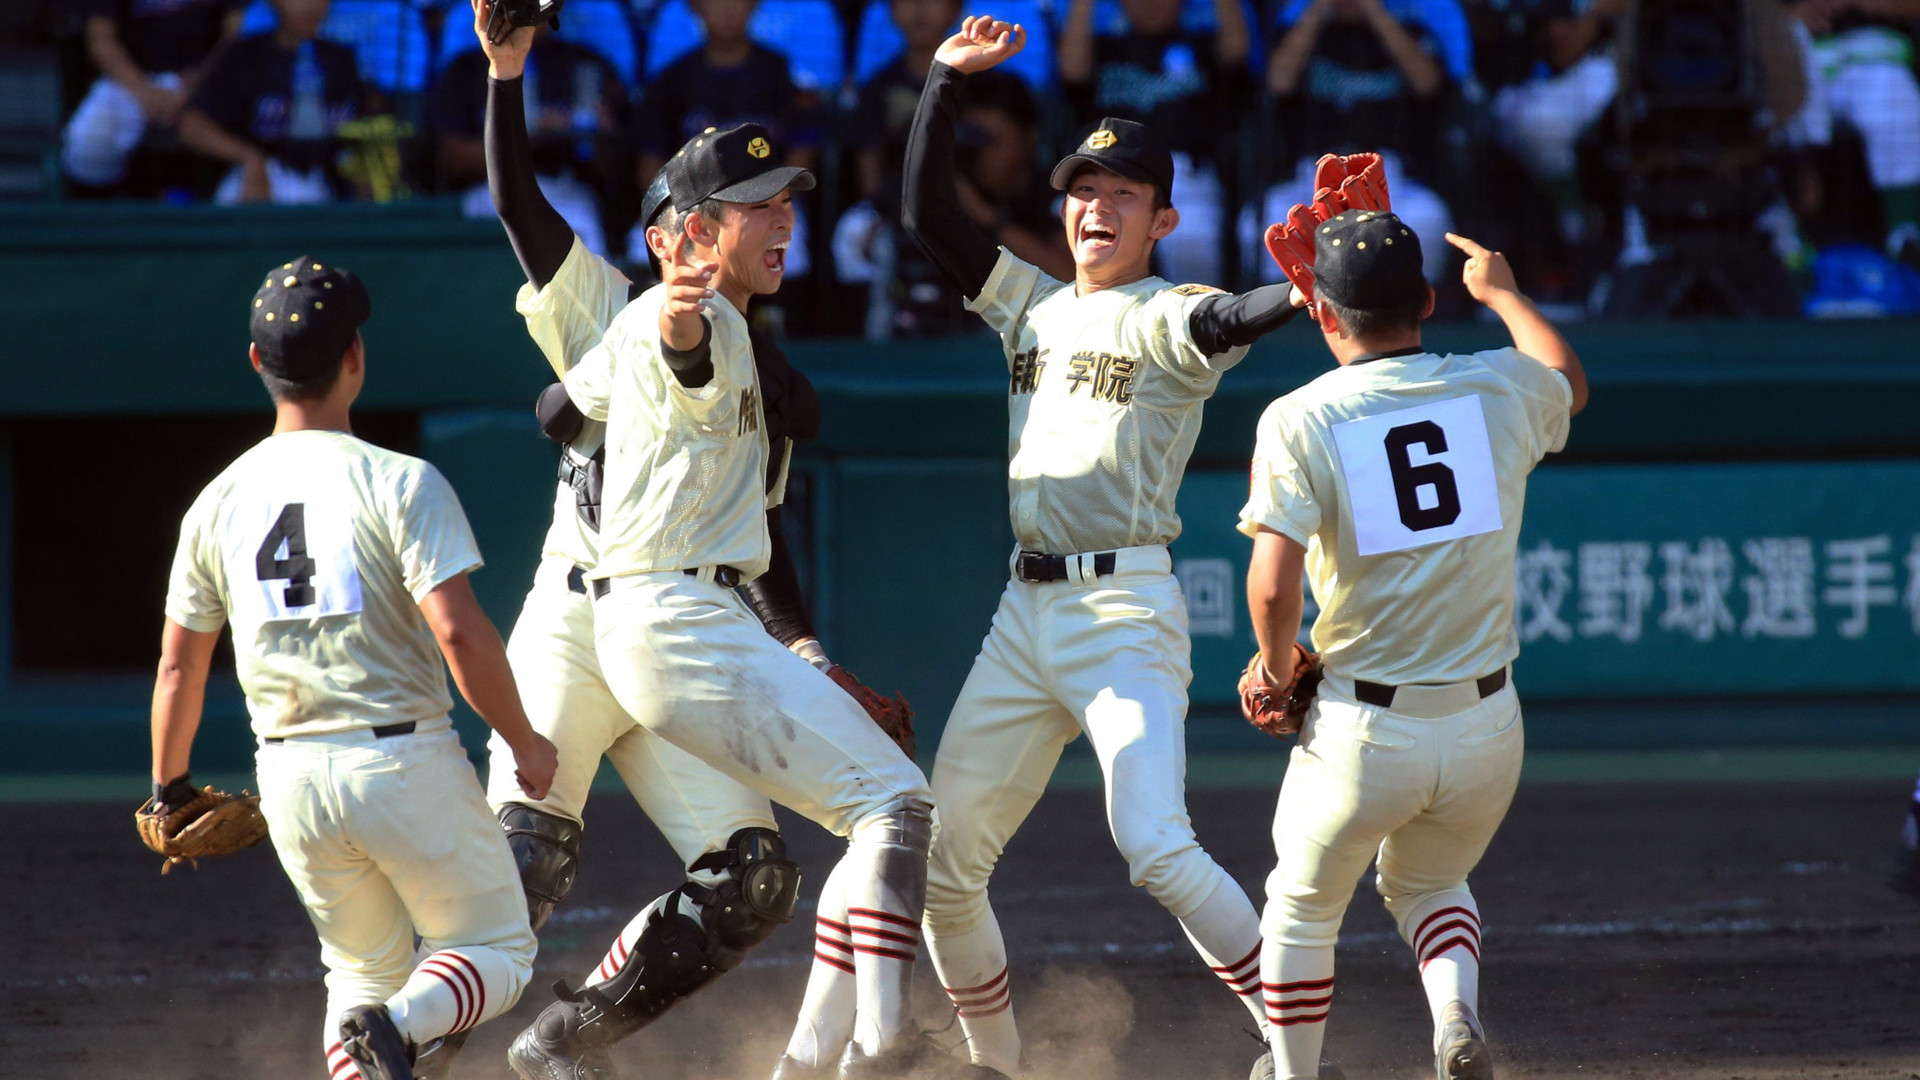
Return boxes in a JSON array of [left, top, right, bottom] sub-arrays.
[[852, 943, 917, 962], [851, 925, 919, 947], [1260, 977, 1335, 993], [420, 965, 471, 1032], [1419, 934, 1481, 969], [946, 967, 1009, 996], [445, 951, 488, 1030], [815, 933, 855, 954], [1414, 916, 1481, 958], [327, 1042, 360, 1080], [1264, 992, 1333, 1010], [1209, 942, 1262, 975], [420, 952, 484, 1032], [814, 949, 857, 975], [956, 997, 1012, 1019], [1270, 1010, 1329, 1027], [818, 916, 852, 936], [1412, 907, 1480, 953], [847, 906, 919, 930], [948, 983, 1010, 1008]]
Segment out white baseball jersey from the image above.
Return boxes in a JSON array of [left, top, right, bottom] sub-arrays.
[[516, 237, 631, 570], [562, 287, 772, 581], [164, 429, 483, 739], [1238, 347, 1573, 685], [966, 250, 1251, 554]]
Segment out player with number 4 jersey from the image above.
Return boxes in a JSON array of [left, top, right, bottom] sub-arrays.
[[1237, 217, 1587, 1080]]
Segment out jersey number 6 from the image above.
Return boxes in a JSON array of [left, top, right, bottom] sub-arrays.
[[1384, 422, 1461, 532], [256, 503, 318, 608]]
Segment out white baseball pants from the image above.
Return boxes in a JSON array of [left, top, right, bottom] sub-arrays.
[[253, 724, 536, 1065], [924, 546, 1266, 1075], [484, 555, 777, 869], [61, 73, 180, 187]]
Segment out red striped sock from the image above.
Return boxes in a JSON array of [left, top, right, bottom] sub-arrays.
[[944, 966, 1011, 1019], [326, 1039, 363, 1080], [847, 906, 920, 964], [814, 913, 856, 976]]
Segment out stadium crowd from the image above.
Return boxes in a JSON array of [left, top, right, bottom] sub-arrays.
[[12, 0, 1920, 325]]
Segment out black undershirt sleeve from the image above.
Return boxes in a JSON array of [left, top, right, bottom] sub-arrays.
[[901, 61, 1002, 299], [739, 508, 817, 646], [660, 317, 715, 388], [1188, 284, 1302, 356], [487, 75, 573, 290]]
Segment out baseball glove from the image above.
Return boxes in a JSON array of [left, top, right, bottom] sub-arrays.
[[136, 779, 270, 874], [1263, 152, 1393, 303], [827, 665, 917, 760], [1238, 642, 1325, 738], [485, 0, 563, 44]]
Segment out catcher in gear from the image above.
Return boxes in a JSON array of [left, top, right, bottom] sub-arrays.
[[136, 776, 269, 873], [467, 8, 918, 1079], [1238, 212, 1587, 1080]]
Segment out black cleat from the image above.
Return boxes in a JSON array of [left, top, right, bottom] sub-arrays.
[[411, 1030, 466, 1080], [1433, 1000, 1493, 1080], [339, 1004, 416, 1080], [507, 1002, 619, 1080]]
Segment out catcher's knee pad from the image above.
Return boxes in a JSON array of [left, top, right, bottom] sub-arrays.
[[499, 803, 584, 932], [554, 828, 801, 1049]]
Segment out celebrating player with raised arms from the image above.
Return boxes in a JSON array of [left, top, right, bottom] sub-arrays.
[[499, 106, 934, 1077], [147, 257, 558, 1080], [880, 15, 1330, 1078], [1237, 221, 1587, 1080]]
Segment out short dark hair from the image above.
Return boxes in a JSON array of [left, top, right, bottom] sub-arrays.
[[1323, 293, 1427, 339], [258, 348, 348, 403]]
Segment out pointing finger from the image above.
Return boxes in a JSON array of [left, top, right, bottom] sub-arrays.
[[1444, 232, 1489, 259]]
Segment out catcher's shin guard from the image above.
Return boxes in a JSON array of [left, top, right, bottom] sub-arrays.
[[500, 804, 584, 932], [552, 828, 802, 1048]]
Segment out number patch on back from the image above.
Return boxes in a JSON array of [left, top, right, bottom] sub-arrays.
[[229, 497, 362, 623], [1331, 396, 1503, 556]]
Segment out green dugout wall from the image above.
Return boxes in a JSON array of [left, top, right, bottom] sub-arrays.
[[3, 202, 1918, 773]]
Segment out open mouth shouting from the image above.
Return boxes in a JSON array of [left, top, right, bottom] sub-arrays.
[[1077, 219, 1118, 257], [763, 238, 790, 275]]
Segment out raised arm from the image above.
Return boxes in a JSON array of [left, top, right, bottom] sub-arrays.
[[1058, 0, 1097, 87], [474, 0, 573, 289], [419, 572, 558, 799], [1446, 232, 1588, 414], [902, 18, 1029, 297]]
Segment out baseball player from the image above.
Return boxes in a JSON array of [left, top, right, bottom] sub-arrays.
[[1237, 219, 1587, 1080], [512, 118, 936, 1080], [892, 17, 1327, 1077], [459, 8, 913, 1079], [1888, 769, 1920, 899], [147, 257, 559, 1080]]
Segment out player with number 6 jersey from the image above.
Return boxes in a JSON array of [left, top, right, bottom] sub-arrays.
[[1237, 215, 1587, 1080], [153, 257, 556, 1080]]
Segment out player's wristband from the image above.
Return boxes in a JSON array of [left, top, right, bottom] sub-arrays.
[[791, 638, 831, 671]]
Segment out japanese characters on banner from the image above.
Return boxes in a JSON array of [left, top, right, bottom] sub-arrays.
[[1170, 461, 1920, 702]]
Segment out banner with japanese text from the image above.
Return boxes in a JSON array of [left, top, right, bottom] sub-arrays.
[[1168, 461, 1920, 701]]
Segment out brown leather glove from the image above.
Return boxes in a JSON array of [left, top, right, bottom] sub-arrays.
[[1263, 151, 1392, 302], [827, 664, 917, 760], [136, 780, 270, 874], [1238, 642, 1325, 738]]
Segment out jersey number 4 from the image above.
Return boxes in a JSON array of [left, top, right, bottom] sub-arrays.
[[256, 503, 317, 608]]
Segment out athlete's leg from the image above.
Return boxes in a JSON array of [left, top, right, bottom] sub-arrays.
[[1053, 566, 1269, 1034], [780, 856, 859, 1070], [594, 578, 933, 1057], [925, 582, 1079, 1075], [1373, 689, 1522, 1048], [1259, 684, 1433, 1080]]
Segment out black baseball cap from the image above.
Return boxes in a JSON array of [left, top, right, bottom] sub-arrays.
[[1049, 117, 1175, 197], [249, 256, 370, 380], [640, 157, 678, 229], [667, 123, 814, 211], [1312, 210, 1427, 310]]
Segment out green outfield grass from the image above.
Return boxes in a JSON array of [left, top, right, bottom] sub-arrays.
[[14, 745, 1920, 804]]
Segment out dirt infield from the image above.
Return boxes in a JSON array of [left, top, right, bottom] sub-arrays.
[[8, 776, 1919, 1080]]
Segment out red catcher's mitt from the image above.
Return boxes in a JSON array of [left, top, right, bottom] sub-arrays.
[[135, 785, 270, 874], [827, 665, 916, 760], [1263, 152, 1392, 303], [1238, 642, 1325, 738]]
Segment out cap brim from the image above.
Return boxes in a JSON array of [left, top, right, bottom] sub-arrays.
[[710, 166, 816, 205], [1049, 153, 1156, 192]]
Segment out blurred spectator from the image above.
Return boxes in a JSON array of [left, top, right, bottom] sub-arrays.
[[176, 0, 364, 203], [1059, 0, 1251, 283], [834, 68, 1071, 336], [236, 0, 435, 96], [62, 0, 248, 191], [1253, 0, 1459, 281], [643, 0, 846, 94], [637, 0, 822, 273], [1460, 0, 1549, 96], [1792, 0, 1920, 265], [1491, 0, 1622, 243], [848, 0, 961, 205], [853, 0, 1057, 89], [431, 24, 629, 257]]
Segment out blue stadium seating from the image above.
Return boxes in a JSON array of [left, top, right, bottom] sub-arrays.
[[851, 0, 1054, 89], [239, 0, 435, 93], [437, 0, 644, 89]]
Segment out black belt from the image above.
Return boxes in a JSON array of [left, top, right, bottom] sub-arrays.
[[566, 565, 588, 595], [588, 566, 742, 598], [265, 721, 416, 745], [1014, 551, 1117, 584], [1353, 669, 1507, 709]]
